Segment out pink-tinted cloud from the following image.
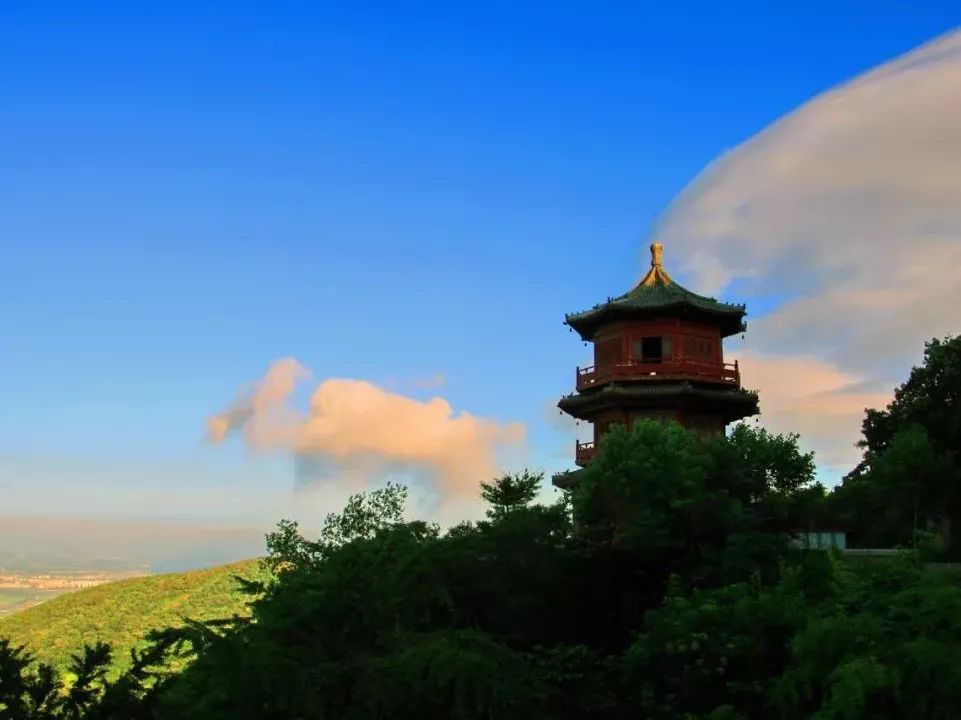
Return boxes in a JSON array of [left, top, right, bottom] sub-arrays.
[[737, 352, 892, 473], [206, 357, 309, 449], [208, 359, 525, 499]]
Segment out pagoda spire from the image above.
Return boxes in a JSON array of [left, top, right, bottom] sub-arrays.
[[651, 240, 664, 267], [639, 240, 673, 287]]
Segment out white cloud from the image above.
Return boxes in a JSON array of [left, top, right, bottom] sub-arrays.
[[657, 29, 961, 474]]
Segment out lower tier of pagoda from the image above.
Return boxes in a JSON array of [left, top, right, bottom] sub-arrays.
[[551, 382, 760, 490]]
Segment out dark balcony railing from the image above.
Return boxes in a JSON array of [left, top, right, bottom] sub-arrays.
[[575, 358, 739, 391], [575, 440, 596, 467]]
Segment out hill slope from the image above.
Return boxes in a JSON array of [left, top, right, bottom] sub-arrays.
[[0, 559, 268, 675]]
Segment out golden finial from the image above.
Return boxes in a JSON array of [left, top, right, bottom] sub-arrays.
[[650, 241, 664, 268], [638, 240, 672, 287]]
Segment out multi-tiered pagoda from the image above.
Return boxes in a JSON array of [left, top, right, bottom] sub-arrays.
[[553, 241, 759, 489]]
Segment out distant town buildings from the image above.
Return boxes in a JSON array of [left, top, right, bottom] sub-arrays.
[[0, 570, 148, 592]]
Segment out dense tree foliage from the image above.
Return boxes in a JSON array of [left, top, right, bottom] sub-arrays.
[[833, 335, 961, 555], [3, 417, 961, 718], [859, 336, 961, 463]]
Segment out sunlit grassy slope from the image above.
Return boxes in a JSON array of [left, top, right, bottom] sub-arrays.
[[0, 559, 268, 674]]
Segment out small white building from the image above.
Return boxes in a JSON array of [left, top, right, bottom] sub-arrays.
[[790, 529, 847, 551]]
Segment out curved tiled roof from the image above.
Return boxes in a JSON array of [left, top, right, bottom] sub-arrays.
[[565, 242, 746, 339], [557, 381, 760, 422]]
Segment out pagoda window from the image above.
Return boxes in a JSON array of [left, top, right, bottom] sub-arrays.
[[595, 339, 621, 368], [631, 336, 673, 363], [684, 336, 715, 361]]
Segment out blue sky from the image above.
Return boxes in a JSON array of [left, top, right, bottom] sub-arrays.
[[3, 2, 960, 531]]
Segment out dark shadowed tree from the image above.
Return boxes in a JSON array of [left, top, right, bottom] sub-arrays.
[[836, 336, 961, 553], [858, 335, 961, 463], [479, 470, 542, 519]]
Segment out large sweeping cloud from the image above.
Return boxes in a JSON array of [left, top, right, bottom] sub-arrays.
[[656, 29, 961, 474]]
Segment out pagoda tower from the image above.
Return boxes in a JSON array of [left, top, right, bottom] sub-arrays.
[[553, 241, 759, 489]]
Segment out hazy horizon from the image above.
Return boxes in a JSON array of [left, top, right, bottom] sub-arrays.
[[0, 515, 269, 574]]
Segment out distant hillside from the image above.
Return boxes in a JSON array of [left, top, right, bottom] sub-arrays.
[[0, 558, 268, 675]]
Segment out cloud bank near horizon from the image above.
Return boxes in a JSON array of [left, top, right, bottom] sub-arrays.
[[657, 29, 961, 474], [207, 358, 526, 503]]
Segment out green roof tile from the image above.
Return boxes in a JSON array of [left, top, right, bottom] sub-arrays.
[[565, 242, 746, 339]]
